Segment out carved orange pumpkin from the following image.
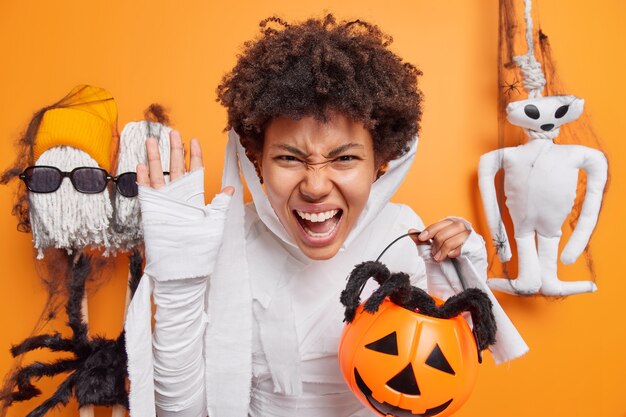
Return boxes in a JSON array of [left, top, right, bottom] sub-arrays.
[[339, 298, 479, 417]]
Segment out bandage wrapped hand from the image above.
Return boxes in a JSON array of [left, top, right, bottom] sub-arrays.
[[139, 169, 232, 280], [137, 132, 234, 280], [128, 131, 233, 417]]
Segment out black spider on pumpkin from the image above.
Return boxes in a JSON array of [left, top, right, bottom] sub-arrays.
[[340, 260, 497, 354], [3, 250, 142, 417]]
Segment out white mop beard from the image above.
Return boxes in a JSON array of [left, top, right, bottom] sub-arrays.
[[29, 146, 113, 257], [112, 121, 171, 250]]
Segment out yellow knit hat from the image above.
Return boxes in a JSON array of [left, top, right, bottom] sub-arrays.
[[34, 85, 117, 171]]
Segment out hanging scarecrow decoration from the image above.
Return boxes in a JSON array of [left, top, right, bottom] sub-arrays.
[[478, 0, 608, 296], [0, 85, 134, 417]]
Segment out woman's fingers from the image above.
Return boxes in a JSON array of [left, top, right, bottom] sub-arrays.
[[408, 228, 427, 245], [433, 231, 468, 261], [414, 220, 470, 262], [417, 219, 453, 241], [146, 137, 166, 189], [189, 138, 203, 172], [136, 163, 150, 186], [169, 130, 185, 181], [430, 221, 466, 252], [142, 132, 209, 190]]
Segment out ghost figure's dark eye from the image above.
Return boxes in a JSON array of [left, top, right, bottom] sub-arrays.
[[425, 344, 455, 375], [524, 104, 540, 120], [365, 331, 398, 355], [555, 105, 569, 118]]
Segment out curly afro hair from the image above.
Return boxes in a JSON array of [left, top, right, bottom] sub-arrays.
[[216, 14, 423, 166]]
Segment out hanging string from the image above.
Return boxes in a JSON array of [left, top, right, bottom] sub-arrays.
[[513, 0, 546, 98]]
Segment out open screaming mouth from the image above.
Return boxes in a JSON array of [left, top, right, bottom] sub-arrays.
[[354, 368, 453, 417], [294, 209, 342, 239]]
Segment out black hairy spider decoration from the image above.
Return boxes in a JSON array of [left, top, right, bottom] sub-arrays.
[[501, 77, 521, 96], [340, 260, 497, 355], [4, 250, 142, 417]]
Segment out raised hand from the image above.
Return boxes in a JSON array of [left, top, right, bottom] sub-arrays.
[[136, 130, 233, 197]]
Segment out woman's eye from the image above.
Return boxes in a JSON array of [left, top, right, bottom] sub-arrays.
[[275, 155, 303, 164], [333, 155, 359, 163]]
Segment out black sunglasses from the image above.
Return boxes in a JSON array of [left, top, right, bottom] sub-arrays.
[[19, 166, 168, 198]]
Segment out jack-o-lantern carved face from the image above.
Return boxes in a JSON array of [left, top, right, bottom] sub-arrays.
[[339, 299, 479, 417]]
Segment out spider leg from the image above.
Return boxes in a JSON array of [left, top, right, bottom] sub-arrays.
[[25, 370, 78, 417], [436, 288, 497, 351], [11, 333, 75, 357], [341, 261, 390, 322], [65, 255, 91, 346], [403, 286, 439, 316], [364, 272, 413, 314], [11, 358, 81, 403]]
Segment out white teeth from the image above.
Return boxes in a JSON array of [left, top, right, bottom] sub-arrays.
[[296, 209, 339, 222], [303, 221, 339, 238]]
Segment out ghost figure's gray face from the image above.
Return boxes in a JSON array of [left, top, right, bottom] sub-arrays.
[[111, 121, 170, 250], [506, 95, 584, 132], [29, 146, 112, 257]]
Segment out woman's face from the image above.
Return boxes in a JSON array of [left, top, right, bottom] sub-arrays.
[[260, 112, 378, 260]]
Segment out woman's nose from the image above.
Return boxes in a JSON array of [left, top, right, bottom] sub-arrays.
[[299, 167, 333, 202]]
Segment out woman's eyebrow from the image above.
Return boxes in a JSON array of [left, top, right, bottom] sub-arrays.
[[272, 144, 309, 158], [271, 142, 364, 159], [324, 143, 364, 159]]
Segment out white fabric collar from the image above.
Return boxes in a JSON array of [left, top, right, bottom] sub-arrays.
[[238, 129, 418, 252], [204, 129, 417, 417]]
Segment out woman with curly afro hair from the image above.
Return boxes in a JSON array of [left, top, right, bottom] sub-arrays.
[[126, 13, 526, 417]]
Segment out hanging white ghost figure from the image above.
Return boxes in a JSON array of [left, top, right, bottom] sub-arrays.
[[112, 118, 170, 250], [478, 95, 608, 296]]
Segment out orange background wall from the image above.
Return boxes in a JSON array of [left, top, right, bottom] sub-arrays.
[[0, 1, 624, 416]]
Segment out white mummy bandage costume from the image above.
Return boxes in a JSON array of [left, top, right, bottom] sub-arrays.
[[125, 131, 528, 417]]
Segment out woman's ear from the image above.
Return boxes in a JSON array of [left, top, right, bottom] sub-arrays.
[[375, 162, 389, 180]]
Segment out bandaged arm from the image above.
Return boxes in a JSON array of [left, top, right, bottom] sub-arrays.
[[125, 169, 231, 417]]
